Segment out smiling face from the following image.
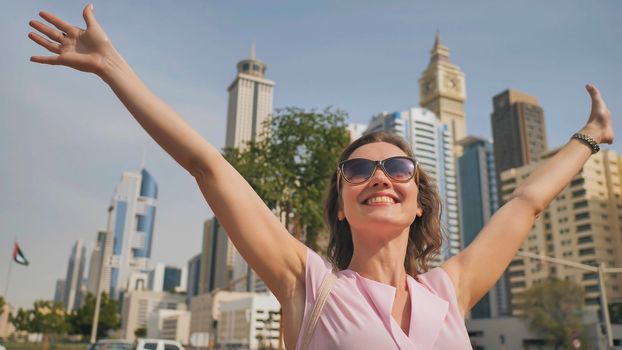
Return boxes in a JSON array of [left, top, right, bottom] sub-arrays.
[[340, 142, 422, 237]]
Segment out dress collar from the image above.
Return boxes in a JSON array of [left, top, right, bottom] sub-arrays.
[[343, 269, 449, 349]]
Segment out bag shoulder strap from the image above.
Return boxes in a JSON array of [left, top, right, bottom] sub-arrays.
[[300, 270, 337, 350]]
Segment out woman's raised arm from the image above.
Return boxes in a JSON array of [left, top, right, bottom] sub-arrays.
[[28, 5, 307, 302]]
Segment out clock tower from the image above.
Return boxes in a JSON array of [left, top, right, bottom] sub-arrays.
[[419, 32, 467, 148]]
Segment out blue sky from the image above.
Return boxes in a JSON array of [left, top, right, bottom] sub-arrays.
[[1, 1, 620, 309]]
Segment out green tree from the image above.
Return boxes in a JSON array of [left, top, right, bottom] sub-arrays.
[[0, 295, 5, 316], [10, 300, 69, 350], [134, 327, 147, 338], [224, 107, 350, 251], [69, 292, 120, 339], [518, 277, 585, 349]]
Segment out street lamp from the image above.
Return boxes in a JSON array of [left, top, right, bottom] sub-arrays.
[[90, 205, 114, 344], [516, 250, 622, 348]]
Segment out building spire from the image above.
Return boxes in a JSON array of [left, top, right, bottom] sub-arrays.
[[250, 41, 256, 60], [434, 30, 442, 47], [430, 30, 451, 64]]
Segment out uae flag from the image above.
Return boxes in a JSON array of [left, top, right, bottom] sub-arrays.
[[13, 242, 29, 266]]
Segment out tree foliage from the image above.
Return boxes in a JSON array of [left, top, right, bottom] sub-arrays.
[[134, 327, 147, 338], [224, 107, 350, 250], [69, 292, 120, 338], [518, 277, 585, 349], [10, 300, 69, 335], [0, 295, 5, 316]]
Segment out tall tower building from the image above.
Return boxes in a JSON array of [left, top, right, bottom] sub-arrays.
[[63, 240, 87, 312], [501, 149, 622, 315], [108, 169, 158, 299], [457, 136, 511, 318], [53, 279, 66, 304], [225, 44, 275, 149], [490, 89, 548, 180], [232, 245, 268, 293], [366, 107, 461, 261], [419, 32, 467, 149], [199, 218, 234, 294], [186, 253, 201, 305], [86, 230, 113, 295]]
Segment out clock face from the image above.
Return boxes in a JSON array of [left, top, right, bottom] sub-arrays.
[[424, 79, 435, 93], [445, 75, 460, 92]]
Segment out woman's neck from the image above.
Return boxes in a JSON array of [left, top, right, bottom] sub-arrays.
[[347, 226, 410, 289]]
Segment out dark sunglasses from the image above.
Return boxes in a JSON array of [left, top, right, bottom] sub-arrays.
[[337, 156, 418, 188]]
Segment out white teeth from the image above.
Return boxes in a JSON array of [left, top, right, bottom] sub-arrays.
[[365, 196, 396, 204]]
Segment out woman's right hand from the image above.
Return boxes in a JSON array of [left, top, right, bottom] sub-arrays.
[[29, 4, 115, 76]]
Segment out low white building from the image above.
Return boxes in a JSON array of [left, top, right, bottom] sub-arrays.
[[121, 290, 186, 341], [162, 312, 191, 345], [218, 293, 281, 350], [146, 309, 191, 344], [189, 291, 253, 348]]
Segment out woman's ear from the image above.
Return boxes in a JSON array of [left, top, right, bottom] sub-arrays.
[[338, 210, 345, 221]]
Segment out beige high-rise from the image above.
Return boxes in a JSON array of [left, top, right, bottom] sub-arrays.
[[225, 43, 275, 149], [419, 32, 467, 149], [501, 149, 622, 315]]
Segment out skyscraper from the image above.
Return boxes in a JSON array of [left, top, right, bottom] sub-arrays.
[[63, 240, 87, 312], [232, 245, 268, 293], [490, 89, 548, 181], [86, 230, 113, 296], [53, 279, 65, 304], [198, 46, 275, 297], [186, 253, 201, 305], [457, 136, 511, 318], [419, 32, 467, 149], [486, 89, 547, 318], [366, 107, 461, 261], [108, 168, 158, 299], [225, 43, 275, 149], [199, 218, 233, 294]]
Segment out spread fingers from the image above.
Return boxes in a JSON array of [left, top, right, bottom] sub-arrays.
[[28, 32, 61, 54], [29, 19, 66, 43], [38, 11, 79, 36]]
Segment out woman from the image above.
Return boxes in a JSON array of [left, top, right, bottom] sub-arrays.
[[28, 5, 614, 349]]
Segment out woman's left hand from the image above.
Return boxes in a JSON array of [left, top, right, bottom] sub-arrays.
[[580, 84, 614, 145]]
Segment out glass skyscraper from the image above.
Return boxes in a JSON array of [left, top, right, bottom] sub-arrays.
[[457, 136, 511, 318], [108, 168, 158, 299]]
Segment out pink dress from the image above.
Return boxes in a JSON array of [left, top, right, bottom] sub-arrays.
[[295, 247, 472, 349]]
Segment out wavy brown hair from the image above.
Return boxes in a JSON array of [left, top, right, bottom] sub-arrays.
[[324, 131, 444, 276]]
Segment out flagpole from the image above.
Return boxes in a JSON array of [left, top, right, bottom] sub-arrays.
[[4, 243, 13, 298]]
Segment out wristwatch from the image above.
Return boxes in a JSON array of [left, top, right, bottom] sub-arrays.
[[571, 133, 600, 154]]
